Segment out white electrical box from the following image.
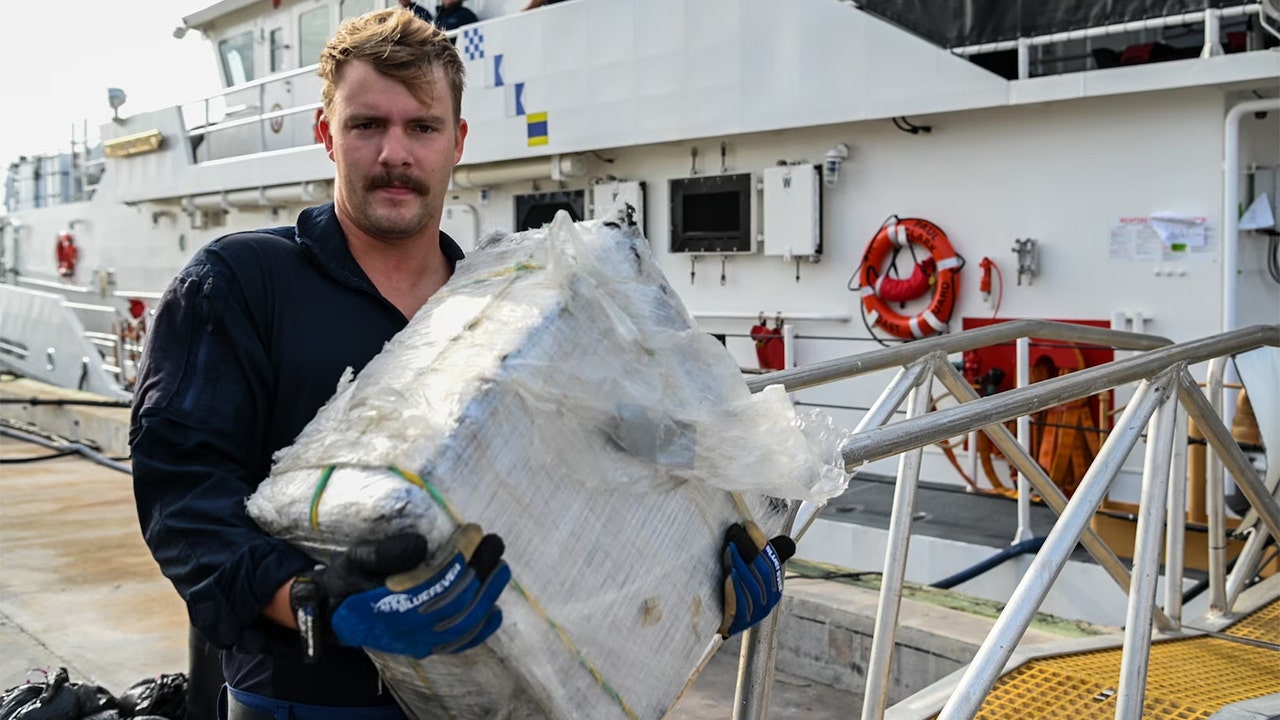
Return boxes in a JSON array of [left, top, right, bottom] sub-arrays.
[[762, 165, 821, 259], [591, 180, 646, 233], [441, 203, 479, 252]]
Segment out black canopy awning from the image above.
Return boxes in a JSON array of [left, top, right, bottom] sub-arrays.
[[855, 1, 1253, 48]]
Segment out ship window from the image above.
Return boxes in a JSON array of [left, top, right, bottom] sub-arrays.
[[218, 32, 255, 86], [299, 7, 330, 67], [341, 0, 377, 20], [269, 28, 288, 73]]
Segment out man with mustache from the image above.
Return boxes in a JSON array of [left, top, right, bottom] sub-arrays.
[[130, 7, 791, 720]]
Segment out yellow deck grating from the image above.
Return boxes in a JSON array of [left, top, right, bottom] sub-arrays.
[[944, 600, 1280, 720], [1223, 598, 1279, 644]]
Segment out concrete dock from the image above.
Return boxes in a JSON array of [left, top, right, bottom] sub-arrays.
[[0, 434, 189, 691]]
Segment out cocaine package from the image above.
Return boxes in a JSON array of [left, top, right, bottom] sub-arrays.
[[247, 210, 850, 719]]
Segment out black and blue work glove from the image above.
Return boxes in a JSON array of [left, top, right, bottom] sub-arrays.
[[290, 524, 510, 660], [718, 521, 796, 638]]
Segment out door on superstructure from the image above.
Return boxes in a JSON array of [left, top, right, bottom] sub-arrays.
[[260, 8, 299, 152], [262, 1, 384, 152]]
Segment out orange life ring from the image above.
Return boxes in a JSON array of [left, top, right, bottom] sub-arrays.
[[55, 232, 78, 278], [857, 217, 960, 340]]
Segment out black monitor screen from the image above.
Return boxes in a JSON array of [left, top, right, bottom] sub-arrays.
[[683, 191, 742, 234], [670, 174, 752, 254]]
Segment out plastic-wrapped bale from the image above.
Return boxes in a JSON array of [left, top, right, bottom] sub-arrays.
[[247, 210, 850, 720]]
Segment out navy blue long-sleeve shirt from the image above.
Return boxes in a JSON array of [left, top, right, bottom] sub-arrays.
[[130, 203, 463, 705], [433, 3, 478, 31], [404, 1, 433, 22]]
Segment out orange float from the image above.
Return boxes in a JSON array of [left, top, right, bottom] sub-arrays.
[[856, 217, 961, 340], [55, 231, 78, 278]]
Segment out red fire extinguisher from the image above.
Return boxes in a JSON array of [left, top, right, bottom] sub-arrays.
[[750, 315, 786, 371]]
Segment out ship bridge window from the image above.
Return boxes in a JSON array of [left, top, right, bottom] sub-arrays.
[[299, 6, 330, 67], [341, 0, 377, 20], [218, 31, 255, 86]]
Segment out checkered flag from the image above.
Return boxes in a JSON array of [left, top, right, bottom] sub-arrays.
[[461, 27, 484, 61]]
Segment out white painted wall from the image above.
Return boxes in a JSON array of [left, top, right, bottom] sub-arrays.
[[447, 85, 1238, 486], [459, 0, 1008, 165], [6, 196, 300, 293], [456, 87, 1232, 338]]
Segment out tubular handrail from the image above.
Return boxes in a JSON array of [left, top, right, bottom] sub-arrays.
[[192, 63, 321, 99], [187, 102, 324, 138], [1206, 355, 1230, 614], [838, 325, 1278, 466], [734, 323, 1280, 720], [745, 319, 1170, 394], [16, 276, 92, 294], [950, 4, 1261, 55], [1260, 0, 1280, 39]]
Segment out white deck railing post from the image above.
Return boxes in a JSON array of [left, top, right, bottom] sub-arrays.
[[936, 374, 1171, 720], [1116, 368, 1181, 719], [1205, 356, 1229, 614], [860, 363, 937, 720], [1163, 401, 1190, 627], [1014, 337, 1034, 543]]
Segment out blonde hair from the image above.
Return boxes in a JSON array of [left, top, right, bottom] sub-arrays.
[[318, 9, 466, 121]]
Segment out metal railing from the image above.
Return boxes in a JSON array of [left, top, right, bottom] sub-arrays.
[[732, 321, 1280, 720], [950, 4, 1262, 79], [181, 26, 475, 162], [182, 63, 324, 161]]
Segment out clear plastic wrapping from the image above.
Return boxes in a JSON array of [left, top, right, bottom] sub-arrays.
[[247, 210, 852, 719]]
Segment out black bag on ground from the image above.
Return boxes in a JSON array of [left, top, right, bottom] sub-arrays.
[[0, 668, 78, 720], [3, 670, 185, 720], [116, 675, 186, 720], [1, 668, 121, 720], [70, 683, 116, 718], [0, 684, 44, 720]]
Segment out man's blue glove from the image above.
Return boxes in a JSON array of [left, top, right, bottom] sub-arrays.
[[290, 524, 510, 660], [718, 521, 796, 638]]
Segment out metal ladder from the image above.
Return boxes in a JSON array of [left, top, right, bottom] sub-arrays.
[[730, 321, 1280, 720]]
